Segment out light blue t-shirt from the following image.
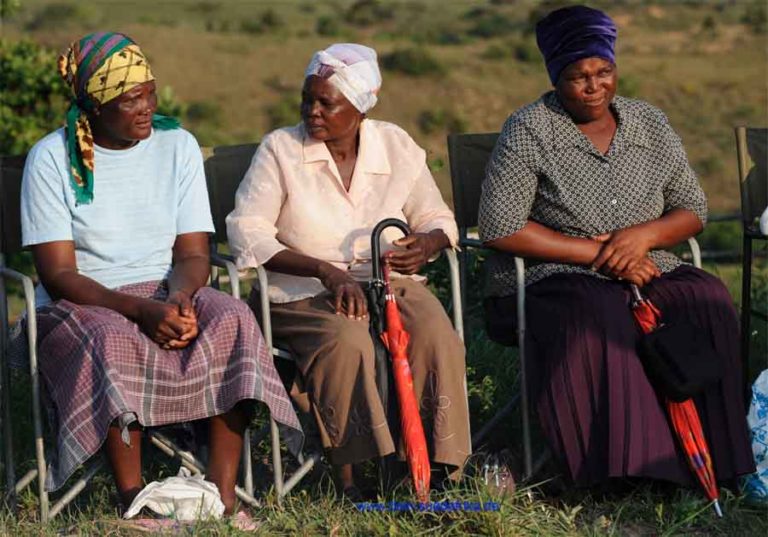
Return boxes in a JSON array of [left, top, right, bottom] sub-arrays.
[[21, 128, 214, 306]]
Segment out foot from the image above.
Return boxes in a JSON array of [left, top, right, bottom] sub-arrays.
[[341, 485, 365, 502], [231, 510, 260, 531]]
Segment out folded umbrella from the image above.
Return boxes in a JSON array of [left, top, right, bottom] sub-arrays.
[[370, 218, 431, 503], [629, 284, 722, 517]]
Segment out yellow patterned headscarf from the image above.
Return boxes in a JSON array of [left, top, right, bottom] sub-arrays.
[[58, 32, 178, 204]]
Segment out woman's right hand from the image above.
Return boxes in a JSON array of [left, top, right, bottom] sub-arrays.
[[318, 264, 368, 320], [137, 299, 198, 348], [611, 257, 661, 287]]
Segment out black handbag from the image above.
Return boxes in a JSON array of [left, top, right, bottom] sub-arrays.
[[637, 319, 724, 402]]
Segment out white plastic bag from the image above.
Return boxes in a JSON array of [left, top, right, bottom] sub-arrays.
[[744, 369, 768, 501], [123, 467, 225, 521]]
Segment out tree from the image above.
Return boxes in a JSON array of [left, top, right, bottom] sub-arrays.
[[0, 39, 69, 156]]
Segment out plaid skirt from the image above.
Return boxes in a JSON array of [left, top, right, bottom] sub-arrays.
[[9, 281, 303, 492]]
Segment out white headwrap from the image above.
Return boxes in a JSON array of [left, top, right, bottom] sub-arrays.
[[305, 43, 382, 113]]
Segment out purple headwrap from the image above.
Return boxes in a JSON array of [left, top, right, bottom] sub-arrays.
[[535, 5, 617, 86]]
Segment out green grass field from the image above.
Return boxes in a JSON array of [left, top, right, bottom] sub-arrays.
[[1, 0, 767, 534]]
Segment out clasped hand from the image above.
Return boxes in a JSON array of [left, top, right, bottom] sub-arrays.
[[592, 225, 660, 286], [138, 290, 199, 350]]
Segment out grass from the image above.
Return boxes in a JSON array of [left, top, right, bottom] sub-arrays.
[[1, 251, 767, 535]]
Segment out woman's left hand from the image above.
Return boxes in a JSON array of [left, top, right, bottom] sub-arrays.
[[385, 231, 448, 275], [591, 224, 655, 277]]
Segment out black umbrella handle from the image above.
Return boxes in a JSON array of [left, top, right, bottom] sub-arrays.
[[370, 218, 411, 283]]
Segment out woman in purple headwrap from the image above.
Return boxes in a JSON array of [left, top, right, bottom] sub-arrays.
[[478, 6, 754, 488]]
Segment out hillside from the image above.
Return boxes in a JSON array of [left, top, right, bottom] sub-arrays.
[[2, 0, 767, 211]]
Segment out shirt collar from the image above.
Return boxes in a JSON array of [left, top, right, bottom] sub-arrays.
[[544, 92, 652, 154], [301, 119, 391, 175]]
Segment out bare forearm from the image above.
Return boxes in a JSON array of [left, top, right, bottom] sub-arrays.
[[264, 249, 338, 281], [634, 208, 703, 250], [167, 255, 209, 297], [484, 220, 601, 266], [39, 270, 146, 321]]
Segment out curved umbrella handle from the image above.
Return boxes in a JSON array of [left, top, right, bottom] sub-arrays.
[[370, 218, 411, 283]]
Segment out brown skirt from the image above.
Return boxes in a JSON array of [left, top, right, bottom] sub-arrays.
[[257, 278, 471, 469]]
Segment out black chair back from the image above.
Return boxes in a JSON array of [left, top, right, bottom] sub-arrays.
[[0, 155, 27, 256], [736, 127, 767, 233], [446, 133, 498, 239], [203, 143, 258, 244]]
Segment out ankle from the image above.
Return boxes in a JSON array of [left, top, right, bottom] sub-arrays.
[[118, 486, 142, 510]]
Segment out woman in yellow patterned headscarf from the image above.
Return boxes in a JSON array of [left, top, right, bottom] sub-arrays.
[[58, 31, 178, 204]]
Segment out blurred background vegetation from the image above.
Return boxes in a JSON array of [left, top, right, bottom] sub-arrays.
[[0, 2, 766, 533]]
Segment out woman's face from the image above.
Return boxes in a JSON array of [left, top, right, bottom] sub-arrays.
[[92, 80, 158, 147], [301, 75, 363, 142], [555, 57, 617, 123]]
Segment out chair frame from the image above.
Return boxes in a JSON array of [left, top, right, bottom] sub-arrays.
[[0, 155, 260, 522], [735, 126, 767, 399], [447, 132, 703, 481]]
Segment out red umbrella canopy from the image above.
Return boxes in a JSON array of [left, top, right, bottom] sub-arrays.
[[629, 284, 722, 517], [380, 263, 431, 503]]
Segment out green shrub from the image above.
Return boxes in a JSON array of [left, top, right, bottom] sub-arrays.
[[513, 39, 539, 63], [619, 74, 641, 99], [186, 101, 222, 126], [316, 15, 341, 37], [418, 109, 467, 136], [0, 40, 69, 156], [742, 3, 767, 34], [156, 86, 188, 119], [345, 0, 393, 27], [240, 9, 285, 35], [381, 47, 444, 76], [25, 2, 100, 31], [481, 39, 538, 63], [419, 27, 466, 46], [468, 12, 517, 39], [266, 94, 301, 130]]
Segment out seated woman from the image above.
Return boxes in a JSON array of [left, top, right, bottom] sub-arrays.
[[226, 43, 470, 496], [478, 7, 754, 487], [19, 32, 302, 516]]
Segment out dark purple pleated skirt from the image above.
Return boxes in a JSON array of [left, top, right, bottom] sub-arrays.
[[485, 265, 755, 487]]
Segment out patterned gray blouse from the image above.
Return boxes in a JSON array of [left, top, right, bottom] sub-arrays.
[[478, 91, 707, 298]]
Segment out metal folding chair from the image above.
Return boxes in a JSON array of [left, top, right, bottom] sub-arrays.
[[202, 144, 470, 498], [446, 132, 703, 481], [735, 126, 768, 398], [0, 154, 259, 522]]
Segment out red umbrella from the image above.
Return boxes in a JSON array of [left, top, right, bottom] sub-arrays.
[[630, 284, 722, 517], [380, 261, 431, 503]]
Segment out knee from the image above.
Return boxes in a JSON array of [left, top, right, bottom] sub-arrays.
[[325, 321, 375, 362], [194, 288, 261, 330]]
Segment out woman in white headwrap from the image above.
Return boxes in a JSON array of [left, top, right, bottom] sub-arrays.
[[227, 43, 470, 497]]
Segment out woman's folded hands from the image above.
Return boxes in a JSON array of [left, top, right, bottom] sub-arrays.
[[138, 290, 199, 350], [591, 225, 660, 286]]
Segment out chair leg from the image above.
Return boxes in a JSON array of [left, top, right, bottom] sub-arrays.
[[514, 257, 532, 480], [242, 427, 254, 496], [741, 235, 753, 404], [0, 270, 17, 506], [270, 417, 283, 502], [28, 339, 49, 521]]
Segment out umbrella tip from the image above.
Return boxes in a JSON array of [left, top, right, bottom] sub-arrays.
[[713, 500, 723, 518]]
